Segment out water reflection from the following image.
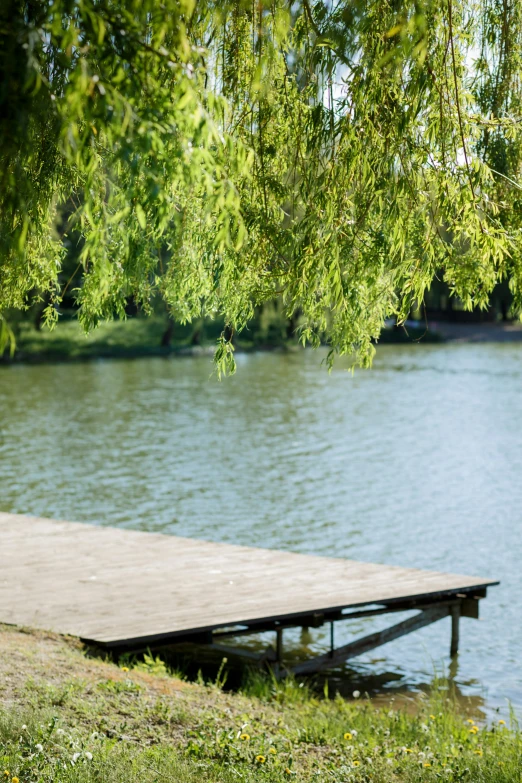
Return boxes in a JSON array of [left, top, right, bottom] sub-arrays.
[[158, 631, 487, 720]]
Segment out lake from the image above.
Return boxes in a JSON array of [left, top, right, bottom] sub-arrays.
[[1, 344, 520, 714]]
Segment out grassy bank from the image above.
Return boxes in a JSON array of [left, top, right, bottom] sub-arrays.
[[4, 306, 299, 362], [8, 317, 222, 362], [3, 313, 446, 363], [0, 626, 519, 783]]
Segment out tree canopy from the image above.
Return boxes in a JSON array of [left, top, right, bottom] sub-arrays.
[[1, 0, 522, 371]]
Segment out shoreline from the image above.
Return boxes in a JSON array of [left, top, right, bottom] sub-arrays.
[[0, 623, 517, 783], [2, 320, 522, 368]]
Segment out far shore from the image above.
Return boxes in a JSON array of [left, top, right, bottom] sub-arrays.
[[2, 318, 522, 366], [428, 321, 522, 343]]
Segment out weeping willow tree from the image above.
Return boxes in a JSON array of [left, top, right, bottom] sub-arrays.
[[1, 0, 522, 371]]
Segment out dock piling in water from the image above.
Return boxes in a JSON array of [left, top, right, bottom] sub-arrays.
[[450, 604, 460, 657]]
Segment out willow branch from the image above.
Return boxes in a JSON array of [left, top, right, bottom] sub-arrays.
[[447, 0, 480, 218]]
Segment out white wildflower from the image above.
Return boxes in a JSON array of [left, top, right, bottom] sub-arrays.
[[35, 743, 43, 753]]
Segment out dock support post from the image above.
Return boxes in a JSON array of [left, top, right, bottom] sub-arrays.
[[329, 622, 335, 658], [450, 605, 460, 657], [276, 627, 283, 666]]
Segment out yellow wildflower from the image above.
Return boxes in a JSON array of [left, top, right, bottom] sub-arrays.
[[469, 727, 478, 734], [474, 749, 483, 756], [353, 760, 361, 767], [12, 778, 19, 783], [466, 719, 475, 725], [498, 762, 505, 767], [429, 714, 436, 720], [256, 755, 266, 764], [240, 733, 250, 741], [269, 747, 277, 754], [285, 768, 293, 775], [344, 732, 353, 740], [405, 748, 413, 753], [423, 762, 431, 768], [121, 666, 129, 672], [499, 720, 506, 725]]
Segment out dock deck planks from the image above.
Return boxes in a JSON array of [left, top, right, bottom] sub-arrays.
[[0, 513, 498, 649]]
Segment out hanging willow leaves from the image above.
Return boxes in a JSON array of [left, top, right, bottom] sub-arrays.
[[1, 0, 522, 371]]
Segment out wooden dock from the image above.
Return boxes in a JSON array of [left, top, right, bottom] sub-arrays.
[[0, 513, 498, 674]]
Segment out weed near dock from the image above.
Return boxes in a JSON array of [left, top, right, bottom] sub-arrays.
[[0, 626, 520, 783]]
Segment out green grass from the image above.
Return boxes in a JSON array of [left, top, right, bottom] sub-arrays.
[[7, 302, 295, 362], [1, 625, 519, 783], [12, 317, 197, 361], [2, 660, 520, 783]]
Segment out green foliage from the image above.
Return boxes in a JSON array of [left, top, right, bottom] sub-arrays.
[[241, 668, 313, 704], [2, 0, 522, 371], [133, 651, 169, 677]]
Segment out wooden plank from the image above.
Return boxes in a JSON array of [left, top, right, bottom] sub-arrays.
[[0, 513, 499, 646]]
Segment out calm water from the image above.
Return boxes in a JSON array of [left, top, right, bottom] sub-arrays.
[[1, 345, 520, 713]]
